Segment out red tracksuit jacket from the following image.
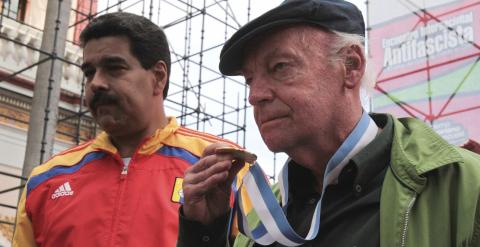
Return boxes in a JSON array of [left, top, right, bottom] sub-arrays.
[[13, 117, 238, 247]]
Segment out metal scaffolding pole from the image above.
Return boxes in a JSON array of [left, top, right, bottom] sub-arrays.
[[22, 0, 71, 177]]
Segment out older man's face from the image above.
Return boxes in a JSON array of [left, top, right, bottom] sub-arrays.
[[242, 26, 346, 154]]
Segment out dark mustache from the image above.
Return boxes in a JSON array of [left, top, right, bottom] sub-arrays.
[[89, 91, 119, 110]]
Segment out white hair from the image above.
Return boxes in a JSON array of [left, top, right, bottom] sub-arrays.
[[329, 31, 376, 95]]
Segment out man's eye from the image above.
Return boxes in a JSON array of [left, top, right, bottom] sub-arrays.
[[83, 69, 95, 79], [273, 62, 288, 71], [106, 65, 124, 71]]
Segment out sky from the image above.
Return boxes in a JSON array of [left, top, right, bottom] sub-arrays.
[[97, 0, 367, 180]]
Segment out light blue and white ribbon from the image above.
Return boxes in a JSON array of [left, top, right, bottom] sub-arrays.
[[233, 110, 379, 246]]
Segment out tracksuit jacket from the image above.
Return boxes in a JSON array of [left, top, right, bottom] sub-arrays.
[[13, 117, 236, 247], [232, 114, 480, 247]]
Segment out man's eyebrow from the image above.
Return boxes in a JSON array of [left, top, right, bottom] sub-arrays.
[[264, 48, 297, 61], [80, 56, 128, 71], [99, 56, 128, 66]]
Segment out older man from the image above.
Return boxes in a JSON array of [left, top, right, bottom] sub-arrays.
[[178, 0, 480, 246], [13, 12, 237, 247]]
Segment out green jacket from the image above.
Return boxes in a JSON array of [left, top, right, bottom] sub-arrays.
[[233, 115, 480, 247]]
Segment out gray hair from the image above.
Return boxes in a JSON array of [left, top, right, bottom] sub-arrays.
[[330, 31, 376, 94]]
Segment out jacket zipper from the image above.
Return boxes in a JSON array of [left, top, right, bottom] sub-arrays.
[[401, 194, 417, 247], [108, 155, 131, 245], [121, 162, 129, 176], [108, 138, 146, 245]]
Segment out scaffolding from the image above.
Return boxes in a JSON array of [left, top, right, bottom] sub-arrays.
[[0, 2, 258, 172], [0, 0, 282, 243]]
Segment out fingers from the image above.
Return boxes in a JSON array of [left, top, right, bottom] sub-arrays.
[[215, 147, 257, 164], [202, 142, 234, 157], [183, 155, 231, 195], [186, 157, 232, 185], [196, 143, 253, 189], [184, 142, 252, 196], [189, 152, 234, 173], [182, 142, 248, 224]]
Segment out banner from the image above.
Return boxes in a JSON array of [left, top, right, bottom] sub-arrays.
[[368, 0, 480, 145]]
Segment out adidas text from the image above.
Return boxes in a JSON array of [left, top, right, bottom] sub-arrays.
[[51, 182, 74, 199]]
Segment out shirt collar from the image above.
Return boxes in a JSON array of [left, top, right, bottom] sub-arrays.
[[287, 113, 393, 197], [288, 160, 318, 199], [350, 113, 393, 187]]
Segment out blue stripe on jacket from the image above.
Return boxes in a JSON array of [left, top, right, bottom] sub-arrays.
[[27, 152, 106, 196], [157, 145, 199, 165]]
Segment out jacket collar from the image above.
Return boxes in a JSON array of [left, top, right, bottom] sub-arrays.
[[389, 114, 462, 194], [90, 117, 179, 156]]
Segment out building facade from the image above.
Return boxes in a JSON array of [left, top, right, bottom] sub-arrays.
[[0, 0, 98, 245]]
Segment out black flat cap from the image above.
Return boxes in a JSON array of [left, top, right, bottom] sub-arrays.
[[219, 0, 365, 75]]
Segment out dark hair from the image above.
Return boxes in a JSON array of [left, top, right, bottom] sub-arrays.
[[80, 12, 171, 98]]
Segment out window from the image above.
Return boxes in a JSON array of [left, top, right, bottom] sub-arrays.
[[1, 0, 27, 21]]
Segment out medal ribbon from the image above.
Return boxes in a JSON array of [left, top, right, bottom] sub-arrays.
[[233, 111, 379, 246]]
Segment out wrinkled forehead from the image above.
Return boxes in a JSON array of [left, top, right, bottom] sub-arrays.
[[240, 25, 334, 74], [240, 27, 297, 74]]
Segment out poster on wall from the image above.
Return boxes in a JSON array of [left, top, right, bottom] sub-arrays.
[[368, 0, 480, 145]]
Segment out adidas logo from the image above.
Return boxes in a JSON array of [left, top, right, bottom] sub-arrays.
[[51, 182, 74, 199]]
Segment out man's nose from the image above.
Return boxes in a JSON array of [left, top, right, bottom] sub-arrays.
[[89, 71, 108, 92], [248, 79, 274, 106]]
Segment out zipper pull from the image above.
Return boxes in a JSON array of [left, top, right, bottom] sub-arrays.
[[121, 163, 129, 176], [119, 157, 131, 177]]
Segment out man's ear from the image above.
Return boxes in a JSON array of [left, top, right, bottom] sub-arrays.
[[342, 44, 365, 89], [151, 60, 168, 96]]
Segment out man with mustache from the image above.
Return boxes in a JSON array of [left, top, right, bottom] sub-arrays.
[[178, 0, 480, 246], [13, 12, 237, 247]]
